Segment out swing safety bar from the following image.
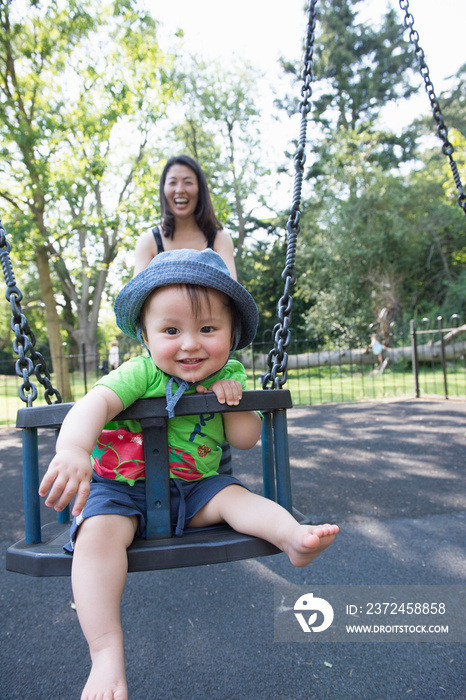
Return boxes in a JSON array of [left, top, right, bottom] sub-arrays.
[[6, 389, 295, 577]]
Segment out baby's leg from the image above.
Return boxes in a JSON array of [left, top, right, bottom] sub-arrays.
[[72, 513, 138, 700], [190, 485, 338, 568]]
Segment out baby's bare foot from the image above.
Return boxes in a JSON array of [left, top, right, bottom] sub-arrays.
[[285, 524, 339, 568], [82, 646, 128, 700]]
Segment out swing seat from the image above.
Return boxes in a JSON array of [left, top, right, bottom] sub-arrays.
[[6, 389, 294, 577], [8, 522, 281, 577]]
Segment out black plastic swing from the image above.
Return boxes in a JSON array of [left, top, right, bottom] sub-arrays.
[[7, 390, 294, 576]]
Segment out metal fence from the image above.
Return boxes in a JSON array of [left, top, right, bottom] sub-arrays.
[[410, 315, 466, 399], [0, 316, 465, 424]]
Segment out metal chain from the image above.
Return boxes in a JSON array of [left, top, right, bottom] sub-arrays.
[[399, 0, 466, 215], [0, 220, 62, 406], [262, 0, 317, 389]]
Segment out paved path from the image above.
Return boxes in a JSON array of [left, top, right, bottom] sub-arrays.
[[1, 399, 465, 699]]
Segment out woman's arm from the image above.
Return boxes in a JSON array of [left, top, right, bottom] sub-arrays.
[[39, 385, 124, 516], [214, 229, 237, 280], [134, 228, 158, 276]]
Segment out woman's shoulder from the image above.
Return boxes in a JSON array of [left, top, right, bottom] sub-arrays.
[[135, 227, 158, 251], [214, 227, 234, 245], [212, 228, 236, 278], [134, 227, 160, 275]]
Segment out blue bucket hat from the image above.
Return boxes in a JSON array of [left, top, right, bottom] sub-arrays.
[[114, 248, 258, 351]]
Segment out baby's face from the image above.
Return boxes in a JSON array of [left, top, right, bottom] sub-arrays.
[[142, 285, 234, 383]]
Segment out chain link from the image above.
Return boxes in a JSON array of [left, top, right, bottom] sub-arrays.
[[399, 0, 466, 215], [0, 220, 62, 406], [263, 0, 317, 389]]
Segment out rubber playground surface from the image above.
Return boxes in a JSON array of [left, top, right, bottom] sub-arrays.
[[1, 398, 465, 699]]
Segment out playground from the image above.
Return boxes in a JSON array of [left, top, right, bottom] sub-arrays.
[[1, 1, 465, 696], [1, 397, 465, 699]]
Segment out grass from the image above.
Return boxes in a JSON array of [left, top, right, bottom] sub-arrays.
[[1, 363, 465, 426], [0, 369, 102, 426], [246, 363, 466, 406]]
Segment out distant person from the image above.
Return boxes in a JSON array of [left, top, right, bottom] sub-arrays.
[[134, 154, 236, 278], [369, 333, 389, 372], [108, 340, 120, 370], [39, 249, 338, 700]]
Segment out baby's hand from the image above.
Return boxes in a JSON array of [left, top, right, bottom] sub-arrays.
[[196, 379, 243, 406], [39, 447, 93, 517]]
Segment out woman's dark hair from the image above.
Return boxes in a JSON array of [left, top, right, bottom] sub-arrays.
[[159, 155, 221, 245]]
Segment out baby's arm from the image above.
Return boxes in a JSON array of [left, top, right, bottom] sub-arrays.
[[39, 385, 124, 516], [196, 379, 262, 450], [222, 409, 262, 450]]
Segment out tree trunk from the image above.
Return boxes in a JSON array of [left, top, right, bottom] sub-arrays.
[[241, 341, 466, 370], [227, 123, 247, 259], [36, 247, 73, 402]]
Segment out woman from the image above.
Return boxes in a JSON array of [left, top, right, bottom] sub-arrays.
[[134, 155, 236, 279], [134, 155, 237, 475]]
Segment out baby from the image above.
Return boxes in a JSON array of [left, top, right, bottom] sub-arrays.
[[39, 249, 338, 700]]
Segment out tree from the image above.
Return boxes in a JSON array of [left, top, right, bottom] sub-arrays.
[[310, 0, 418, 132], [438, 63, 466, 138], [0, 1, 177, 399], [294, 119, 466, 339], [274, 0, 460, 339], [0, 0, 97, 398], [168, 57, 271, 264]]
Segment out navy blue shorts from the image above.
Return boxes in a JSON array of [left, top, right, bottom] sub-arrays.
[[66, 471, 247, 550]]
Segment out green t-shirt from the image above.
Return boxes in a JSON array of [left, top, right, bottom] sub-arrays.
[[91, 356, 247, 485]]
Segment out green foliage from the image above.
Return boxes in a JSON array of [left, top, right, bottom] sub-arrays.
[[0, 0, 179, 352], [438, 63, 466, 138], [165, 55, 271, 256], [238, 235, 287, 339], [294, 125, 465, 336], [276, 2, 466, 340], [311, 0, 418, 132]]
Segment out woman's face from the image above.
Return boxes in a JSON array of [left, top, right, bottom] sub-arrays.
[[163, 164, 199, 221]]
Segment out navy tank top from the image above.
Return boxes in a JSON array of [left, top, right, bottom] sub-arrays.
[[152, 226, 216, 253]]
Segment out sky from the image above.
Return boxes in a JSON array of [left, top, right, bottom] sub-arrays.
[[153, 0, 464, 80], [153, 0, 465, 114], [149, 0, 465, 211]]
